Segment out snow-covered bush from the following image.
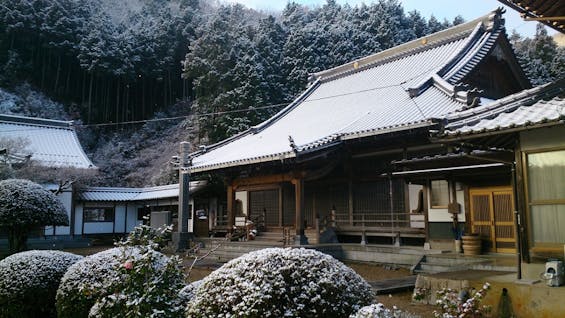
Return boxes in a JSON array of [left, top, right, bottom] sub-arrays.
[[349, 303, 419, 318], [178, 280, 203, 304], [119, 223, 172, 251], [186, 247, 374, 317], [0, 179, 69, 252], [0, 250, 83, 318], [58, 223, 186, 318], [88, 249, 185, 318], [433, 283, 491, 318], [56, 247, 167, 318], [86, 224, 186, 317]]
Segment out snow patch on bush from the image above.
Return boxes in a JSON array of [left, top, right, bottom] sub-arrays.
[[0, 87, 19, 114], [87, 249, 185, 318], [56, 246, 167, 318], [186, 247, 374, 317], [178, 280, 203, 304], [349, 303, 419, 318], [0, 250, 83, 317]]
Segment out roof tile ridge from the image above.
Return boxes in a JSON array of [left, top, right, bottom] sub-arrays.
[[406, 23, 485, 96], [443, 23, 504, 83], [445, 80, 564, 127], [81, 186, 144, 193], [139, 184, 180, 192], [407, 15, 506, 103], [311, 9, 503, 83], [0, 113, 73, 128], [316, 31, 472, 84]]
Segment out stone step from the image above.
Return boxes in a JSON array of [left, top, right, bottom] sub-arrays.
[[424, 255, 488, 266], [470, 262, 516, 272], [369, 276, 417, 295], [418, 263, 464, 274], [196, 244, 280, 262]]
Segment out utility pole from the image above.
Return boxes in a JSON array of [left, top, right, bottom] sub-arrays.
[[172, 141, 192, 251]]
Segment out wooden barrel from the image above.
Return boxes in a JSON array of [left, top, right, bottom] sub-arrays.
[[462, 235, 481, 255]]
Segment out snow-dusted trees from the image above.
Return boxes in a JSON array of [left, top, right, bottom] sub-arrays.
[[511, 24, 565, 86], [0, 0, 200, 124], [0, 179, 68, 253], [184, 0, 459, 142], [183, 4, 278, 141]]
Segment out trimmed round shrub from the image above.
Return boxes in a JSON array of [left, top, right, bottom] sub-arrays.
[[56, 246, 168, 318], [178, 280, 203, 304], [0, 250, 83, 318], [88, 251, 185, 318], [186, 247, 374, 317], [0, 179, 69, 252], [349, 303, 419, 318]]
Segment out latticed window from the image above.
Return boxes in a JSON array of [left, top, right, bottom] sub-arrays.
[[353, 180, 406, 227]]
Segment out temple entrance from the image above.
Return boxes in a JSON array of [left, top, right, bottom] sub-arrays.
[[469, 186, 516, 253], [249, 189, 279, 228]]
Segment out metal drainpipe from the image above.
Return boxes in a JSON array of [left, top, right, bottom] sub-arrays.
[[511, 162, 522, 280]]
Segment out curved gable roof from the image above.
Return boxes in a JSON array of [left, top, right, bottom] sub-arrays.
[[190, 9, 525, 173], [0, 114, 95, 169]]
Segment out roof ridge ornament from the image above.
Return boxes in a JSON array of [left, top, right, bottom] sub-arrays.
[[288, 135, 298, 153]]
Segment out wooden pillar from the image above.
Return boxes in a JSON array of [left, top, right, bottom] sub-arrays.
[[278, 185, 283, 227], [515, 141, 529, 262], [423, 181, 430, 250], [348, 180, 354, 226], [227, 184, 234, 233], [293, 178, 307, 245]]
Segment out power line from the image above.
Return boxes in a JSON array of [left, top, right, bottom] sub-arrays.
[[2, 62, 446, 132], [79, 102, 291, 128], [70, 62, 445, 128]]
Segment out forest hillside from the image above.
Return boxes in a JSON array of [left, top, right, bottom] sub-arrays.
[[0, 0, 562, 186]]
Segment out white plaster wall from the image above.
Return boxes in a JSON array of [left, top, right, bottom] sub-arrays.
[[408, 184, 423, 212], [44, 190, 72, 236], [235, 191, 248, 216], [427, 183, 466, 222], [126, 204, 141, 232], [75, 204, 83, 235], [114, 205, 126, 233], [188, 198, 195, 232], [83, 222, 114, 234], [209, 197, 218, 229], [520, 125, 565, 151]]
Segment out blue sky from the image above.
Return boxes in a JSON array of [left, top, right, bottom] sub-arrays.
[[225, 0, 555, 38]]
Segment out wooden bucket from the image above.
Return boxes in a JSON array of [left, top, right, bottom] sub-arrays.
[[462, 235, 481, 255]]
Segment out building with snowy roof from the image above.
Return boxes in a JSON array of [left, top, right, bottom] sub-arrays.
[[0, 114, 94, 169], [183, 8, 565, 261], [186, 9, 531, 248], [73, 181, 211, 237]]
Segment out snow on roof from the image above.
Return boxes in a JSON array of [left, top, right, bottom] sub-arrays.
[[443, 79, 565, 137], [0, 114, 95, 169], [78, 181, 207, 202], [190, 9, 516, 173]]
